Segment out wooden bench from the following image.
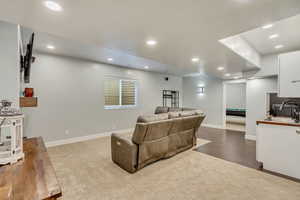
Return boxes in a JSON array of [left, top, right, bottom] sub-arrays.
[[0, 137, 62, 200]]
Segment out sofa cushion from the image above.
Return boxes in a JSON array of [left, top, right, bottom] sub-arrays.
[[169, 107, 182, 112], [154, 106, 169, 114], [132, 123, 148, 144], [168, 112, 181, 119], [143, 120, 173, 141], [137, 113, 169, 123], [194, 109, 204, 115], [179, 111, 196, 117], [182, 107, 195, 111], [169, 118, 183, 134]]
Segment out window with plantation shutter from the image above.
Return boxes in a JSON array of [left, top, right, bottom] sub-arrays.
[[104, 79, 120, 106], [104, 78, 137, 109], [121, 80, 136, 106]]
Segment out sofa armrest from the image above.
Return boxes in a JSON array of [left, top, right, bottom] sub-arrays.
[[111, 133, 138, 173]]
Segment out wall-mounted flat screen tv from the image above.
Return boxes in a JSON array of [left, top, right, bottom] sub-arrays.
[[20, 33, 35, 83]]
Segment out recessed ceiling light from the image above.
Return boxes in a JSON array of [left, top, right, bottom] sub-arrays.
[[191, 57, 200, 63], [233, 76, 243, 80], [46, 45, 55, 50], [248, 76, 262, 80], [269, 34, 279, 39], [275, 45, 284, 49], [217, 66, 224, 71], [225, 73, 231, 77], [107, 58, 113, 62], [146, 40, 157, 46], [44, 1, 63, 12], [262, 24, 273, 29], [144, 66, 149, 69]]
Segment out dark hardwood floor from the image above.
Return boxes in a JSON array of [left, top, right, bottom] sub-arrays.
[[196, 127, 300, 183], [196, 127, 260, 169]]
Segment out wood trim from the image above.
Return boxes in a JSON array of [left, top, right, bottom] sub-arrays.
[[45, 128, 134, 147], [256, 120, 300, 127], [261, 166, 300, 183]]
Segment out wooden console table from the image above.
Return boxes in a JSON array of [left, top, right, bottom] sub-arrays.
[[0, 137, 62, 200]]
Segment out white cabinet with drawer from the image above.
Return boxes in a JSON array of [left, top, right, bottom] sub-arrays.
[[278, 51, 300, 97], [257, 123, 300, 179]]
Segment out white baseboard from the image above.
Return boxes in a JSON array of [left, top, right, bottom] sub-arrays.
[[45, 128, 134, 148], [202, 124, 225, 130], [245, 134, 256, 141]]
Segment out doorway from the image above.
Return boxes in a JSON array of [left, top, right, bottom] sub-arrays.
[[224, 80, 246, 132]]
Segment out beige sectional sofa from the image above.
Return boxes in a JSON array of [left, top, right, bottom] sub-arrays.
[[111, 107, 205, 173]]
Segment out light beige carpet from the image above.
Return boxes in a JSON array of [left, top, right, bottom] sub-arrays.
[[196, 138, 211, 148], [48, 136, 300, 200]]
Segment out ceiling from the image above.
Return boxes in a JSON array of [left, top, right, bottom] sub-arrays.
[[21, 29, 172, 73], [241, 14, 300, 55], [1, 0, 300, 78]]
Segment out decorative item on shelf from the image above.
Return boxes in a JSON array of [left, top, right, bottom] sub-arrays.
[[20, 97, 38, 107], [20, 88, 38, 107], [0, 100, 24, 165], [24, 88, 34, 97]]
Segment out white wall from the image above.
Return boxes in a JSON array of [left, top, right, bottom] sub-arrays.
[[0, 21, 19, 107], [255, 54, 279, 77], [182, 75, 224, 128], [226, 83, 246, 109], [246, 77, 278, 139], [242, 54, 279, 79], [220, 35, 261, 68], [22, 53, 182, 142]]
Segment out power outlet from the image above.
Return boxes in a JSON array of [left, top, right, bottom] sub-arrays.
[[65, 129, 70, 135]]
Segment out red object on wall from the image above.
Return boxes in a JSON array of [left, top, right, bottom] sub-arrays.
[[24, 88, 34, 97]]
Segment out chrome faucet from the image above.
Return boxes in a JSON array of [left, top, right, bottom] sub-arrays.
[[279, 100, 300, 123]]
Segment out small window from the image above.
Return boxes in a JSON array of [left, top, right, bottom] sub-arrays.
[[104, 78, 137, 109]]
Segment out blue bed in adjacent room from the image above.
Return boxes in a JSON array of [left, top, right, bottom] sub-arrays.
[[226, 108, 246, 117]]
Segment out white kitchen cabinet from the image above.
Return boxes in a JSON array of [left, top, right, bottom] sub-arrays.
[[278, 51, 300, 97], [257, 123, 300, 179]]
